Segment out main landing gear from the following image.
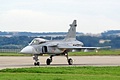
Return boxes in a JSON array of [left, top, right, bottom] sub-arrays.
[[46, 52, 73, 65], [33, 52, 73, 66]]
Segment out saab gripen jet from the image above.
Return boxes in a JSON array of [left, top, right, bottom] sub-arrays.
[[20, 20, 110, 66]]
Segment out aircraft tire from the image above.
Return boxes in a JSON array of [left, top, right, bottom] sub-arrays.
[[46, 58, 51, 65], [68, 58, 73, 65], [34, 62, 40, 66]]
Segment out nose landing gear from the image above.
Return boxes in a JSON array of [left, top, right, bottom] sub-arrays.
[[33, 54, 40, 66]]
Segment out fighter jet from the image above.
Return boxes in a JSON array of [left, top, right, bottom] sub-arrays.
[[20, 20, 109, 66]]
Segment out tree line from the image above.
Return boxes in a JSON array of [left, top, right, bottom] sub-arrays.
[[0, 35, 120, 49]]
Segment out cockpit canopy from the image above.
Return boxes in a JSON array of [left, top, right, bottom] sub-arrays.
[[29, 38, 48, 45]]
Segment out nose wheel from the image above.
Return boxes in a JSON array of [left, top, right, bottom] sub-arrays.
[[33, 54, 40, 66], [34, 62, 40, 66]]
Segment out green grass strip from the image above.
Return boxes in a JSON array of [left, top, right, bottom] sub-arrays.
[[0, 66, 120, 80]]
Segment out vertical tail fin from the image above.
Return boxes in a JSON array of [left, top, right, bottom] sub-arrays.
[[64, 20, 77, 41]]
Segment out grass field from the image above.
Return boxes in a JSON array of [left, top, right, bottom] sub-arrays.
[[0, 49, 120, 56], [0, 66, 120, 80], [0, 52, 31, 56]]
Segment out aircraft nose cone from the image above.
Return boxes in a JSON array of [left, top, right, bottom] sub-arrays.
[[20, 46, 37, 54]]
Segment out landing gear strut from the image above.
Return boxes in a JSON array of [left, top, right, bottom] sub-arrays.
[[33, 54, 40, 66]]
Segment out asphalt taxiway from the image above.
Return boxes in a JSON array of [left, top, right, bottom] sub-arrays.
[[0, 56, 120, 69]]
